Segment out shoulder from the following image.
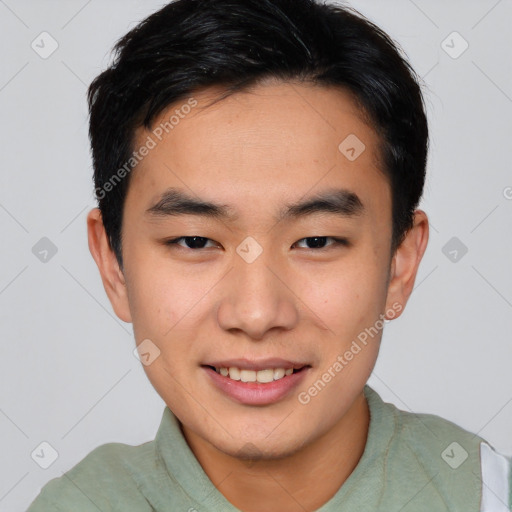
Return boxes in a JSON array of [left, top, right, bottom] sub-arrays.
[[389, 402, 512, 510], [26, 440, 157, 511], [396, 405, 482, 454]]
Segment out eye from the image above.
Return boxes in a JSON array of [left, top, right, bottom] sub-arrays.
[[165, 236, 218, 250], [164, 236, 349, 251], [293, 236, 349, 250]]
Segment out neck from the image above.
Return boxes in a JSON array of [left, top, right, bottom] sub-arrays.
[[182, 392, 370, 512]]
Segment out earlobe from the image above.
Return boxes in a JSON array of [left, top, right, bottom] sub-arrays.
[[86, 208, 133, 323], [385, 209, 429, 318]]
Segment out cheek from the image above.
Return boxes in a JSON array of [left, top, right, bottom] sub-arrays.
[[125, 257, 220, 396], [297, 257, 387, 339], [126, 274, 172, 341], [126, 261, 208, 406], [126, 249, 208, 339]]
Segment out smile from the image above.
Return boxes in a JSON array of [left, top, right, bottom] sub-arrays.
[[202, 364, 310, 405], [210, 366, 302, 383]]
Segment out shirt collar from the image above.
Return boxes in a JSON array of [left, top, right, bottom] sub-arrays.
[[155, 384, 395, 510]]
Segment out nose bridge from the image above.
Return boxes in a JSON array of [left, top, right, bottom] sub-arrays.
[[236, 249, 278, 303], [216, 243, 298, 339]]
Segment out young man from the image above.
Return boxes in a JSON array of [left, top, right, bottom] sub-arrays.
[[28, 0, 511, 510]]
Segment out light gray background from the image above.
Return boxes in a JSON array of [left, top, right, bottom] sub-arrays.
[[1, 0, 511, 509]]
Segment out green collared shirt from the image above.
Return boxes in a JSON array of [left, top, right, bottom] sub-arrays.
[[27, 385, 512, 511]]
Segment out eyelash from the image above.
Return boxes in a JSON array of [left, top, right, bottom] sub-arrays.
[[164, 236, 350, 251]]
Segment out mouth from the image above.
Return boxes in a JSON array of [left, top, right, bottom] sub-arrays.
[[201, 362, 311, 405], [203, 365, 309, 383]]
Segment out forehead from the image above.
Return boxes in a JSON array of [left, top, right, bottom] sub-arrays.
[[127, 81, 388, 221]]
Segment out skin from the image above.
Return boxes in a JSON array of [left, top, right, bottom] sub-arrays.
[[87, 80, 429, 511]]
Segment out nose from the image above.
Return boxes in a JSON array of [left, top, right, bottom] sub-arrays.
[[216, 250, 299, 340]]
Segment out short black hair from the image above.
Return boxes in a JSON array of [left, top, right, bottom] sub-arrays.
[[88, 0, 429, 270]]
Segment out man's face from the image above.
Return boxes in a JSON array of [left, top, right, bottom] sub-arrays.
[[118, 81, 397, 458]]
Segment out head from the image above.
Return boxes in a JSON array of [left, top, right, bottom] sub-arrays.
[[87, 0, 429, 460]]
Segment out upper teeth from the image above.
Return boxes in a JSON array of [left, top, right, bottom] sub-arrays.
[[216, 367, 294, 383]]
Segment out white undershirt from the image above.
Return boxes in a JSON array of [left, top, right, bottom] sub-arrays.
[[480, 442, 511, 512]]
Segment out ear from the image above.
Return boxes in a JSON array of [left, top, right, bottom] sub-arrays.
[[87, 208, 132, 323], [384, 209, 429, 319]]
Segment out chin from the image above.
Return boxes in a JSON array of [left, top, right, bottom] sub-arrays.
[[211, 428, 309, 462]]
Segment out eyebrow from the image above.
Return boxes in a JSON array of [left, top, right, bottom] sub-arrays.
[[145, 187, 365, 223]]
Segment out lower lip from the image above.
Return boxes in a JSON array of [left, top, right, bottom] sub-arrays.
[[202, 366, 310, 406]]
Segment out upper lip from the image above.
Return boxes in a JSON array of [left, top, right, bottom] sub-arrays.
[[202, 358, 310, 371]]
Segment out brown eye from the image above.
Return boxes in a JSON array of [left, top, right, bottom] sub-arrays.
[[294, 237, 349, 249], [165, 236, 217, 249]]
